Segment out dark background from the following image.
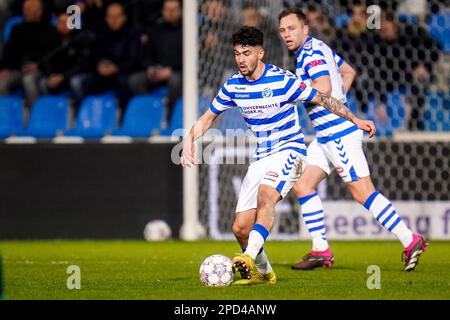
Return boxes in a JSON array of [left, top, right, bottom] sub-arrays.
[[0, 142, 183, 239]]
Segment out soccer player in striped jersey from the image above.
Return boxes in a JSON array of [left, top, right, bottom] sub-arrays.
[[278, 8, 428, 272], [181, 26, 375, 284]]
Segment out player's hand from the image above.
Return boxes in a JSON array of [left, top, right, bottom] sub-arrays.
[[181, 139, 199, 168], [354, 118, 376, 138]]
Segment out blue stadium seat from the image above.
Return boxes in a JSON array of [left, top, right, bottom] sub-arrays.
[[297, 105, 315, 135], [161, 98, 183, 136], [424, 92, 450, 131], [150, 86, 169, 98], [0, 96, 23, 138], [334, 13, 350, 27], [386, 91, 406, 130], [219, 106, 248, 133], [346, 91, 359, 115], [397, 12, 417, 24], [66, 94, 117, 138], [112, 95, 164, 137], [16, 96, 69, 138], [428, 13, 450, 53], [3, 16, 24, 43], [365, 91, 406, 136]]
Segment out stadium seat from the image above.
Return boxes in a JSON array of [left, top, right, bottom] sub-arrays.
[[346, 91, 359, 115], [161, 98, 183, 136], [334, 13, 350, 27], [66, 94, 117, 139], [112, 95, 164, 137], [219, 105, 248, 133], [424, 92, 450, 131], [16, 96, 69, 138], [150, 86, 169, 98], [0, 96, 23, 138], [365, 91, 406, 136], [297, 105, 315, 135], [2, 16, 23, 43], [428, 13, 450, 53], [396, 12, 417, 24]]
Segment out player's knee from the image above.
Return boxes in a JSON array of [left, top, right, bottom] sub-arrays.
[[232, 222, 250, 240]]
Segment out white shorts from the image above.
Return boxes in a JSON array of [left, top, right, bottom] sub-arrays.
[[236, 149, 307, 213], [307, 129, 370, 182]]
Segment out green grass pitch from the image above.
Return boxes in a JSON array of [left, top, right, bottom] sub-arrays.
[[0, 240, 449, 300]]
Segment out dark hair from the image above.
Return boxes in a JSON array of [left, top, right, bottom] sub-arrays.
[[231, 26, 264, 47], [278, 8, 307, 23]]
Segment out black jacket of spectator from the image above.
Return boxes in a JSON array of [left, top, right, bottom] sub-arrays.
[[0, 21, 56, 70], [145, 18, 182, 71], [41, 31, 92, 78], [92, 23, 141, 75]]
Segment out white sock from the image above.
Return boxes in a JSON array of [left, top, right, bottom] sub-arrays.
[[244, 224, 269, 260], [364, 191, 413, 247], [299, 193, 329, 252], [255, 249, 273, 274]]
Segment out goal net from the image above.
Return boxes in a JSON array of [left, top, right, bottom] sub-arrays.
[[190, 0, 450, 239]]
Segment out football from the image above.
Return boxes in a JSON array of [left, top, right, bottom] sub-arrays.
[[199, 254, 234, 287], [143, 220, 172, 241]]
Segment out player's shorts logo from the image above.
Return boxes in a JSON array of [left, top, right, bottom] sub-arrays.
[[262, 88, 273, 98]]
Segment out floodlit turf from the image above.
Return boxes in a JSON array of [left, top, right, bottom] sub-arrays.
[[0, 240, 449, 300]]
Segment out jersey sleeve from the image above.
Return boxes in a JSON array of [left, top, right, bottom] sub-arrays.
[[209, 85, 236, 115], [286, 77, 318, 104], [333, 52, 344, 68], [303, 49, 330, 81]]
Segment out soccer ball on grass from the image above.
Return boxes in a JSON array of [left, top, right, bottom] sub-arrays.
[[199, 254, 234, 287]]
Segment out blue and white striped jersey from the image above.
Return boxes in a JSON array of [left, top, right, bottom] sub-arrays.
[[296, 36, 358, 143], [209, 64, 317, 161]]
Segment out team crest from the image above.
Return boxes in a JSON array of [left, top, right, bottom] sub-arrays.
[[262, 88, 273, 98]]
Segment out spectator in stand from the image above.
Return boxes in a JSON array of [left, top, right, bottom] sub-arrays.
[[305, 5, 335, 44], [371, 12, 440, 130], [84, 2, 141, 112], [39, 13, 92, 102], [0, 0, 55, 107], [241, 4, 284, 68], [332, 1, 373, 111], [128, 0, 182, 125], [127, 0, 165, 42]]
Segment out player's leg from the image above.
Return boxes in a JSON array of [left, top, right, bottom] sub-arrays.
[[291, 139, 334, 270], [231, 209, 274, 277], [232, 184, 280, 285], [233, 150, 306, 282], [332, 130, 428, 271], [346, 177, 428, 271], [291, 165, 335, 270], [232, 160, 276, 284]]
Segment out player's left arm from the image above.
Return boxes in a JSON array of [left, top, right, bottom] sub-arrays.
[[310, 91, 376, 137], [339, 61, 357, 94]]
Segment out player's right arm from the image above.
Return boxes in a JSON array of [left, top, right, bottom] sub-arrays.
[[181, 109, 218, 168], [310, 92, 376, 137], [286, 77, 375, 137], [181, 84, 236, 168]]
